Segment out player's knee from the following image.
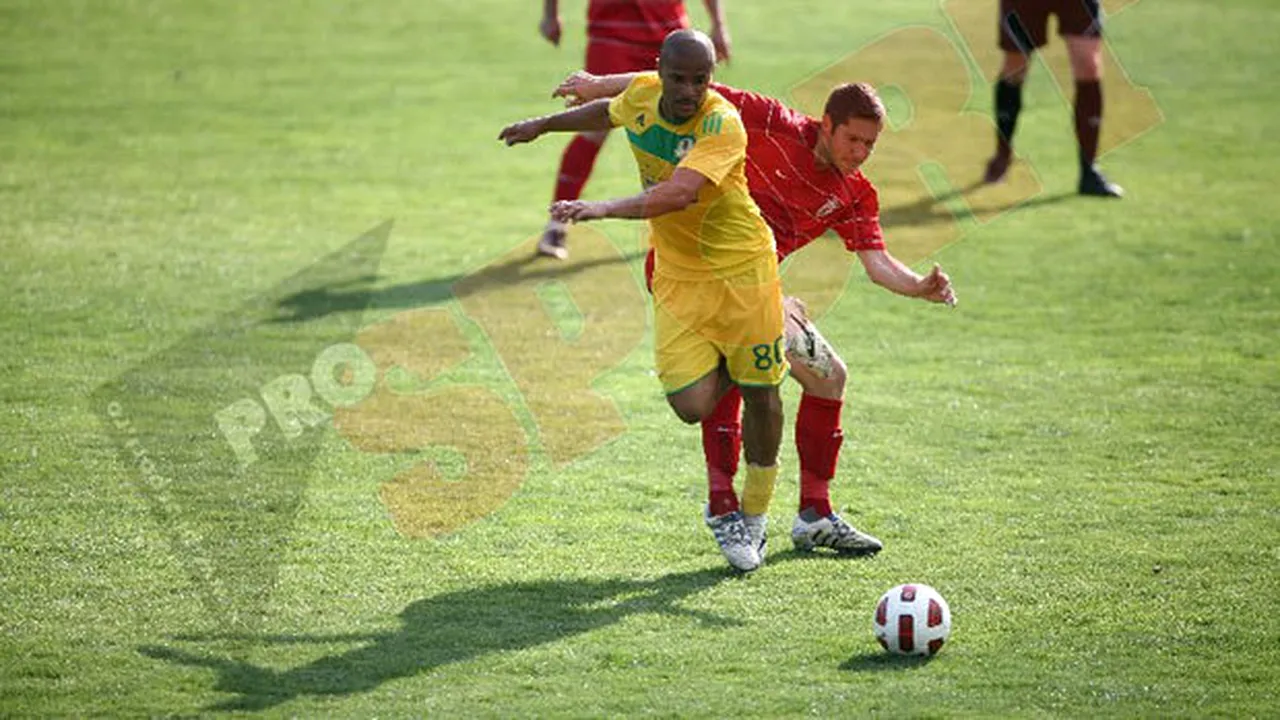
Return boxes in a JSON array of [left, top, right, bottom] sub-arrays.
[[1072, 59, 1102, 81], [1066, 38, 1103, 80], [800, 355, 846, 399], [1000, 52, 1029, 83], [1069, 53, 1102, 81], [667, 395, 708, 425], [673, 407, 703, 425]]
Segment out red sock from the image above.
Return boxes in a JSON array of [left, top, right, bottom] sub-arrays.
[[704, 386, 743, 516], [796, 393, 844, 517], [554, 134, 604, 202]]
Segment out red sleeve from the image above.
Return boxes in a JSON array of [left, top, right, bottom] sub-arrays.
[[709, 82, 804, 135], [831, 173, 886, 252]]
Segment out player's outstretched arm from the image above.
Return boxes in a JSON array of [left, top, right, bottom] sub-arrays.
[[553, 71, 639, 107], [856, 249, 957, 307], [550, 168, 707, 222], [498, 98, 614, 146]]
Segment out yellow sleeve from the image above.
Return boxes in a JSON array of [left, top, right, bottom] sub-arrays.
[[677, 108, 745, 186], [608, 72, 658, 128], [607, 91, 630, 128]]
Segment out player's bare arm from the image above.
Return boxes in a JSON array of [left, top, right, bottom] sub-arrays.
[[856, 249, 957, 306], [498, 98, 614, 146], [551, 167, 707, 223], [552, 71, 639, 107], [539, 0, 561, 46], [703, 0, 731, 63]]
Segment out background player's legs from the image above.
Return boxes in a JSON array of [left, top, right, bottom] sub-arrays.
[[1066, 35, 1123, 197], [554, 131, 609, 204], [988, 0, 1045, 183], [540, 39, 660, 260], [986, 50, 1031, 183], [539, 129, 609, 259]]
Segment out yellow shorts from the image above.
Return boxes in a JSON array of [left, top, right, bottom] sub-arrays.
[[652, 268, 788, 394]]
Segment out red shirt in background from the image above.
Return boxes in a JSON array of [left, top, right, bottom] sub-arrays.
[[588, 0, 691, 47]]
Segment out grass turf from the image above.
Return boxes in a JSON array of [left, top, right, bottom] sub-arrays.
[[2, 0, 1277, 716]]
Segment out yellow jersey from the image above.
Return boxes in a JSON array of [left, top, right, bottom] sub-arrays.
[[608, 72, 776, 282]]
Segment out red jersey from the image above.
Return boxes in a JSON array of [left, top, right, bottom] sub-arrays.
[[588, 0, 690, 47], [710, 82, 885, 261]]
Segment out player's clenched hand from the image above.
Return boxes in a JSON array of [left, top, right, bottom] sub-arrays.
[[710, 24, 732, 64], [552, 71, 601, 108], [917, 264, 957, 307], [498, 118, 546, 146], [539, 14, 562, 46], [550, 200, 606, 223]]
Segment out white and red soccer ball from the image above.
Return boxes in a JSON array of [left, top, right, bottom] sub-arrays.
[[874, 583, 952, 656]]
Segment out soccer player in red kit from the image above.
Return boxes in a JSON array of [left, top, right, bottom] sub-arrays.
[[555, 71, 956, 558], [536, 0, 730, 260]]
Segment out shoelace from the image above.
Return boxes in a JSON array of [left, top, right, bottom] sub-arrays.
[[712, 515, 751, 545]]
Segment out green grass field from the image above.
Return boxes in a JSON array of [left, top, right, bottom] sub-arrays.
[[3, 0, 1278, 716]]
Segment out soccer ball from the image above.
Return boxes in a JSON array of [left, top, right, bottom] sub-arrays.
[[873, 583, 952, 656]]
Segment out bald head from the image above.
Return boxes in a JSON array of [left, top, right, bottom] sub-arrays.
[[660, 29, 717, 68], [657, 29, 715, 124]]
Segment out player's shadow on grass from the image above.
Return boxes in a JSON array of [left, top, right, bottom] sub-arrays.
[[139, 566, 738, 712], [881, 180, 1073, 229], [273, 248, 644, 324]]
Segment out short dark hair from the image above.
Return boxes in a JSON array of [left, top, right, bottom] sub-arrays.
[[823, 83, 885, 128]]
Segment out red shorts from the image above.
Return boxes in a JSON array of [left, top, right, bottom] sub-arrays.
[[999, 0, 1102, 53], [586, 38, 662, 75]]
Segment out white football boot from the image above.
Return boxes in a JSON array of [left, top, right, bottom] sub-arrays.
[[791, 512, 883, 556], [704, 508, 760, 572]]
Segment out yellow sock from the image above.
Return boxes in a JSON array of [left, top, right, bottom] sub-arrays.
[[741, 464, 778, 516]]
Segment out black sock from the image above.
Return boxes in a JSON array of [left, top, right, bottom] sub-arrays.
[[1075, 80, 1103, 171], [994, 79, 1023, 156]]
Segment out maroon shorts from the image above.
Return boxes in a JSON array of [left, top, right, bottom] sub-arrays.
[[999, 0, 1102, 53], [586, 38, 662, 74]]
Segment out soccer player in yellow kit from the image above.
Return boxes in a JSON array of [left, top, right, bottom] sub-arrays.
[[500, 29, 783, 571]]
